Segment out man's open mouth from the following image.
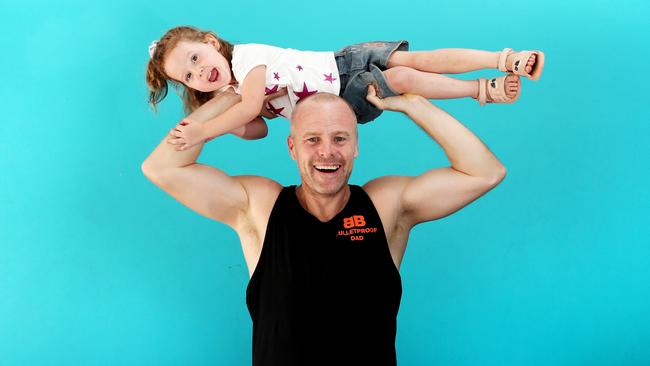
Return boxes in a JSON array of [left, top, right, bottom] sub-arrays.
[[209, 68, 218, 82], [314, 164, 341, 173]]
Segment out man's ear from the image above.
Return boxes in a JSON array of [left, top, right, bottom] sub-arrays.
[[354, 143, 359, 159], [287, 136, 296, 160]]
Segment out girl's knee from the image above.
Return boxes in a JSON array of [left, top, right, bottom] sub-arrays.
[[384, 66, 414, 94], [386, 50, 410, 68]]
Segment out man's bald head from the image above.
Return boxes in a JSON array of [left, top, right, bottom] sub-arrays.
[[286, 92, 359, 196], [290, 93, 357, 137]]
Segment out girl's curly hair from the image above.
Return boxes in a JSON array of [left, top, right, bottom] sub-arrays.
[[145, 26, 234, 113]]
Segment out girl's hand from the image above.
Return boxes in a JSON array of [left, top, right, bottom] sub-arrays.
[[167, 118, 206, 151]]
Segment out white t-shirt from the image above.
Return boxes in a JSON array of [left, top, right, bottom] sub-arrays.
[[230, 44, 341, 119]]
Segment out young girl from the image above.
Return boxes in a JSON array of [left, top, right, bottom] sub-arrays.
[[146, 26, 544, 150]]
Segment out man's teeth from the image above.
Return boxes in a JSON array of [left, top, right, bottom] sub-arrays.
[[315, 165, 340, 171]]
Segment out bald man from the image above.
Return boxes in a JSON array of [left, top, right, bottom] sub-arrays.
[[141, 88, 506, 366]]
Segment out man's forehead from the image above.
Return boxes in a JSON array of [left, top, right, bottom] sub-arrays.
[[292, 98, 357, 134], [294, 116, 356, 137], [301, 127, 352, 137]]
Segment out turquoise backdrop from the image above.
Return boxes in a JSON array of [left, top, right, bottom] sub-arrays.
[[1, 0, 649, 365]]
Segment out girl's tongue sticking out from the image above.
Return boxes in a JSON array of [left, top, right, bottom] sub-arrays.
[[209, 68, 219, 82]]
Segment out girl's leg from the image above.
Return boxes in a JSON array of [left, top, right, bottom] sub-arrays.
[[387, 49, 536, 74], [387, 49, 499, 74], [384, 66, 519, 99]]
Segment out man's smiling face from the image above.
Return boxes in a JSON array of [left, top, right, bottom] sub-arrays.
[[288, 94, 359, 196]]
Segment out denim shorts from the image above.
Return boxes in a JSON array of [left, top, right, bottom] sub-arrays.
[[335, 40, 409, 124]]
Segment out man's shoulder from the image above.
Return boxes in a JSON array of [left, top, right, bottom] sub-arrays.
[[235, 175, 283, 202], [362, 175, 411, 217], [362, 175, 411, 200]]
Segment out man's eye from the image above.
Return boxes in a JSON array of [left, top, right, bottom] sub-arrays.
[[307, 137, 318, 143], [335, 136, 346, 142]]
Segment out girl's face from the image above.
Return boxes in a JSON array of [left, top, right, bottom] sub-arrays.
[[163, 37, 232, 93]]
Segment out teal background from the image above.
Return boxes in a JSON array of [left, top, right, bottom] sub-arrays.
[[1, 0, 649, 365]]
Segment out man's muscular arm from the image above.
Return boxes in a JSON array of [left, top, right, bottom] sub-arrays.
[[141, 93, 252, 228], [364, 87, 506, 228]]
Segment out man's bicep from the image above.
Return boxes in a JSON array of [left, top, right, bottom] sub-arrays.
[[401, 167, 500, 226], [149, 162, 249, 228]]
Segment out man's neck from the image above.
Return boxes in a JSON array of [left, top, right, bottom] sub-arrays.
[[295, 184, 351, 223]]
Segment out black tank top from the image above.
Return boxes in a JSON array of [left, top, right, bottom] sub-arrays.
[[246, 185, 402, 366]]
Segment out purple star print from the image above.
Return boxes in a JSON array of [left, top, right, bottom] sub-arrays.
[[323, 73, 337, 84], [267, 102, 285, 116], [293, 82, 317, 101], [265, 85, 279, 95]]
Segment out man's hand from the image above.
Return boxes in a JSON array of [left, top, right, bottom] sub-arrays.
[[365, 85, 423, 113], [167, 118, 205, 151]]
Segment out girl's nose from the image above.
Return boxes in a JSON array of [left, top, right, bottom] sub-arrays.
[[194, 66, 204, 79]]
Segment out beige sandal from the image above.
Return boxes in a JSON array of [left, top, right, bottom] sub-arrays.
[[477, 74, 520, 106], [498, 48, 545, 80]]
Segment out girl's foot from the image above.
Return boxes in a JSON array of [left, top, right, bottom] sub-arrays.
[[502, 74, 520, 100], [498, 48, 545, 80], [475, 74, 521, 106], [506, 52, 537, 75]]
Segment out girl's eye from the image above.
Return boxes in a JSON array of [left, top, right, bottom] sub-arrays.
[[185, 73, 192, 82], [191, 54, 198, 63]]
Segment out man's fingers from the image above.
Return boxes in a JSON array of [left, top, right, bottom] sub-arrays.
[[260, 105, 275, 119], [263, 87, 288, 103], [365, 85, 383, 109]]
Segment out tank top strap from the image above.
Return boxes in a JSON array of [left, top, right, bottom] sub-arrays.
[[348, 184, 382, 220]]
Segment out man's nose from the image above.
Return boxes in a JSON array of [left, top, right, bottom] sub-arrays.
[[318, 141, 334, 157]]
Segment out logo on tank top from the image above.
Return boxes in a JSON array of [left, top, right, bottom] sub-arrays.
[[337, 215, 378, 242]]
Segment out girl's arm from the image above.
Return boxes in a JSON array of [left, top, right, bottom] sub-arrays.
[[174, 65, 267, 150], [227, 83, 289, 140], [230, 117, 268, 140], [142, 92, 282, 230]]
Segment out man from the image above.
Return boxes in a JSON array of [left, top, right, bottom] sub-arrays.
[[141, 87, 506, 366]]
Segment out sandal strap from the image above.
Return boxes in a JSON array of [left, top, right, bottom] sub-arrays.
[[478, 78, 487, 106], [488, 77, 510, 103], [510, 51, 535, 77], [498, 48, 512, 72], [478, 75, 520, 105], [487, 74, 520, 104]]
